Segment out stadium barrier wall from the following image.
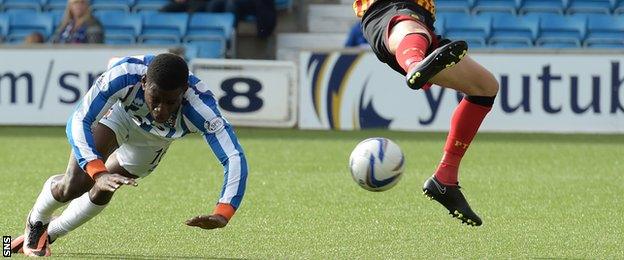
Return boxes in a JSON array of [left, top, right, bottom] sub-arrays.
[[190, 59, 297, 128], [0, 47, 298, 128], [0, 46, 169, 125], [299, 51, 624, 133]]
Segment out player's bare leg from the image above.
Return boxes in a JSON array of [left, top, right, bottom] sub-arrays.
[[387, 20, 432, 52], [20, 123, 135, 256], [430, 55, 499, 97], [46, 152, 136, 241], [46, 124, 137, 242], [388, 20, 468, 90]]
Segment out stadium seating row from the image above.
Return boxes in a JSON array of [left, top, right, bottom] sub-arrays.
[[0, 0, 293, 13], [438, 0, 624, 15], [436, 12, 624, 48], [0, 11, 235, 58]]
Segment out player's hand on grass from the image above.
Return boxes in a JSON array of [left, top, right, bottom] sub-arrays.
[[185, 214, 228, 230], [94, 173, 138, 192]]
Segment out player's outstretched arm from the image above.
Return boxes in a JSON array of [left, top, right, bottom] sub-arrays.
[[185, 214, 228, 230], [182, 76, 248, 230]]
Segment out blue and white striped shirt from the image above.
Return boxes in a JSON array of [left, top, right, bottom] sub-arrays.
[[67, 55, 247, 209]]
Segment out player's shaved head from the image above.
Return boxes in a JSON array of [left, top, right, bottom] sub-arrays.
[[146, 53, 189, 90]]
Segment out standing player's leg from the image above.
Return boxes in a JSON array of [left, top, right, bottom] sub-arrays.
[[422, 55, 499, 226], [386, 17, 499, 226], [362, 3, 495, 225], [20, 123, 121, 256]]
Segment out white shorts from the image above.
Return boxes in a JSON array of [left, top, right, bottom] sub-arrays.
[[99, 105, 172, 178]]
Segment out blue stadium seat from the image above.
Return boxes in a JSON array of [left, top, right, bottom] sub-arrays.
[[465, 40, 487, 48], [93, 9, 128, 17], [185, 12, 235, 58], [7, 11, 53, 43], [472, 0, 517, 15], [435, 10, 468, 21], [433, 15, 445, 35], [91, 0, 134, 12], [3, 0, 43, 12], [537, 42, 581, 48], [436, 0, 473, 13], [49, 9, 64, 32], [95, 11, 142, 44], [186, 39, 226, 58], [585, 15, 624, 48], [184, 13, 235, 42], [140, 38, 179, 45], [139, 12, 188, 44], [135, 9, 159, 15], [585, 43, 624, 48], [490, 42, 533, 48], [536, 14, 586, 47], [519, 0, 566, 14], [567, 0, 612, 14], [0, 14, 8, 42], [489, 15, 538, 47], [133, 0, 168, 12], [616, 0, 624, 14], [44, 0, 66, 12], [275, 0, 292, 11], [442, 13, 491, 47], [184, 43, 200, 60]]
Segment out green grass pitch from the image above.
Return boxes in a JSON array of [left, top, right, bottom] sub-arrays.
[[1, 126, 623, 258]]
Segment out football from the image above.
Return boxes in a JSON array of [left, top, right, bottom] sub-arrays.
[[348, 137, 405, 192]]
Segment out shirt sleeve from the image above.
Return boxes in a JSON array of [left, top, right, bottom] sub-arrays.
[[183, 78, 248, 211], [66, 63, 141, 169]]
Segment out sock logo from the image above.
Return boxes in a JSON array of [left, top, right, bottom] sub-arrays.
[[454, 140, 469, 150], [402, 47, 425, 56], [2, 236, 10, 257]]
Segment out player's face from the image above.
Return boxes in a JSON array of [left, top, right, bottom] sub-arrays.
[[142, 78, 187, 123]]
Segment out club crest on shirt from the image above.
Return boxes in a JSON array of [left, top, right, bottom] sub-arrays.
[[132, 97, 144, 107], [127, 96, 144, 112], [205, 117, 225, 134]]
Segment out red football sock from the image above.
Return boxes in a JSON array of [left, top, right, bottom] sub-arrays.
[[395, 33, 430, 73], [435, 98, 492, 186]]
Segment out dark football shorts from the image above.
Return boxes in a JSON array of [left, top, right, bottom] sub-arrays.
[[361, 0, 450, 76]]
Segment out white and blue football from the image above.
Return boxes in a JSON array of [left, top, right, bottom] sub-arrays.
[[349, 137, 405, 192]]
